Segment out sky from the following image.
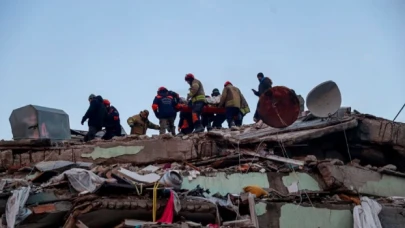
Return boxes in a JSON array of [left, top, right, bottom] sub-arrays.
[[0, 0, 404, 139]]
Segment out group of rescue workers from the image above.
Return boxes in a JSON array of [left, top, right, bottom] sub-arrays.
[[81, 72, 289, 142]]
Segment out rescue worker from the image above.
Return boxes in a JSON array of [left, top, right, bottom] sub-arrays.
[[102, 99, 121, 140], [219, 81, 250, 128], [152, 87, 178, 135], [127, 110, 160, 135], [177, 98, 194, 136], [185, 73, 205, 133], [81, 94, 107, 142], [201, 95, 215, 131], [252, 72, 272, 123], [210, 88, 226, 128]]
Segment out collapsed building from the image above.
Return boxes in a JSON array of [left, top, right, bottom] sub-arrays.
[[0, 81, 404, 228]]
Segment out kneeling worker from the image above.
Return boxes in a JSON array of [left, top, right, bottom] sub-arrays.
[[127, 110, 160, 135], [152, 87, 178, 135], [218, 81, 249, 128]]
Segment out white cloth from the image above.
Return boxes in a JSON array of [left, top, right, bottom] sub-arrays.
[[353, 197, 382, 228], [6, 187, 32, 228], [48, 168, 114, 193], [206, 95, 221, 104]]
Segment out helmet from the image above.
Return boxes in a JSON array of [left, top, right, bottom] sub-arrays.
[[103, 99, 110, 106], [158, 87, 168, 92], [224, 81, 232, 87], [88, 94, 96, 100], [185, 73, 194, 81]]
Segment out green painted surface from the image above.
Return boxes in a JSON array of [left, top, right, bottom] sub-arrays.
[[181, 172, 269, 196], [360, 174, 405, 197], [255, 202, 267, 216], [280, 204, 352, 228], [282, 172, 321, 192], [81, 146, 144, 159]]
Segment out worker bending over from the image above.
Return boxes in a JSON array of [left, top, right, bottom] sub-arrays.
[[152, 87, 179, 135], [185, 73, 205, 133], [177, 98, 194, 137], [218, 81, 250, 128], [127, 110, 160, 135], [81, 94, 107, 142], [102, 99, 121, 140]]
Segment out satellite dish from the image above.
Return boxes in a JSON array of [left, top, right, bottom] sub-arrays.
[[258, 86, 300, 128], [306, 80, 342, 118]]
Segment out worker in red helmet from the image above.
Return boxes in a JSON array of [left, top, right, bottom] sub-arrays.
[[101, 99, 121, 140], [218, 81, 250, 128], [152, 87, 179, 135], [184, 73, 206, 133]]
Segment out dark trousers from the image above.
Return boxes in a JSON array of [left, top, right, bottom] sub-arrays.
[[202, 113, 214, 129], [159, 118, 176, 135], [212, 114, 226, 128], [191, 101, 205, 128], [102, 126, 120, 140], [235, 113, 244, 126], [254, 101, 260, 121], [84, 126, 101, 142], [225, 107, 240, 128]]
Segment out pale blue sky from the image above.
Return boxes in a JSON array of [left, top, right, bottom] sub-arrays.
[[0, 0, 404, 139]]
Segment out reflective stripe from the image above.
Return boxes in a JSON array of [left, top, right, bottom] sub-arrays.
[[191, 95, 206, 103]]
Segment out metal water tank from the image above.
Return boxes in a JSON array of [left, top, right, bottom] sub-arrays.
[[9, 105, 71, 141]]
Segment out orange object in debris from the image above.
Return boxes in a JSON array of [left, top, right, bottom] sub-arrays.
[[258, 86, 300, 128], [238, 164, 250, 172], [339, 194, 361, 205], [31, 203, 56, 214], [243, 185, 268, 198]]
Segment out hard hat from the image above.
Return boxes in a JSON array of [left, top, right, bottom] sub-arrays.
[[185, 73, 194, 81], [88, 94, 96, 100], [224, 81, 232, 87], [103, 99, 110, 105], [158, 87, 168, 92]]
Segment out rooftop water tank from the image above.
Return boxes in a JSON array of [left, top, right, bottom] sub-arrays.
[[9, 105, 71, 141]]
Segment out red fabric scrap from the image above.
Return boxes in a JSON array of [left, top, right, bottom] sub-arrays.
[[157, 191, 174, 224]]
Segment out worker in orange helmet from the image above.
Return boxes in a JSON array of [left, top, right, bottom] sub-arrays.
[[184, 73, 205, 133], [152, 87, 179, 135], [102, 99, 121, 140]]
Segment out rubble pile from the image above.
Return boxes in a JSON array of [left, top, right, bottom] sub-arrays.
[[0, 111, 405, 228]]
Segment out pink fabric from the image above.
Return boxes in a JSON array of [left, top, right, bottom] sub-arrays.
[[157, 191, 174, 224]]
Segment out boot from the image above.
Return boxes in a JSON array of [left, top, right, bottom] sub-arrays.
[[193, 125, 205, 133], [227, 120, 236, 128], [177, 132, 185, 137]]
